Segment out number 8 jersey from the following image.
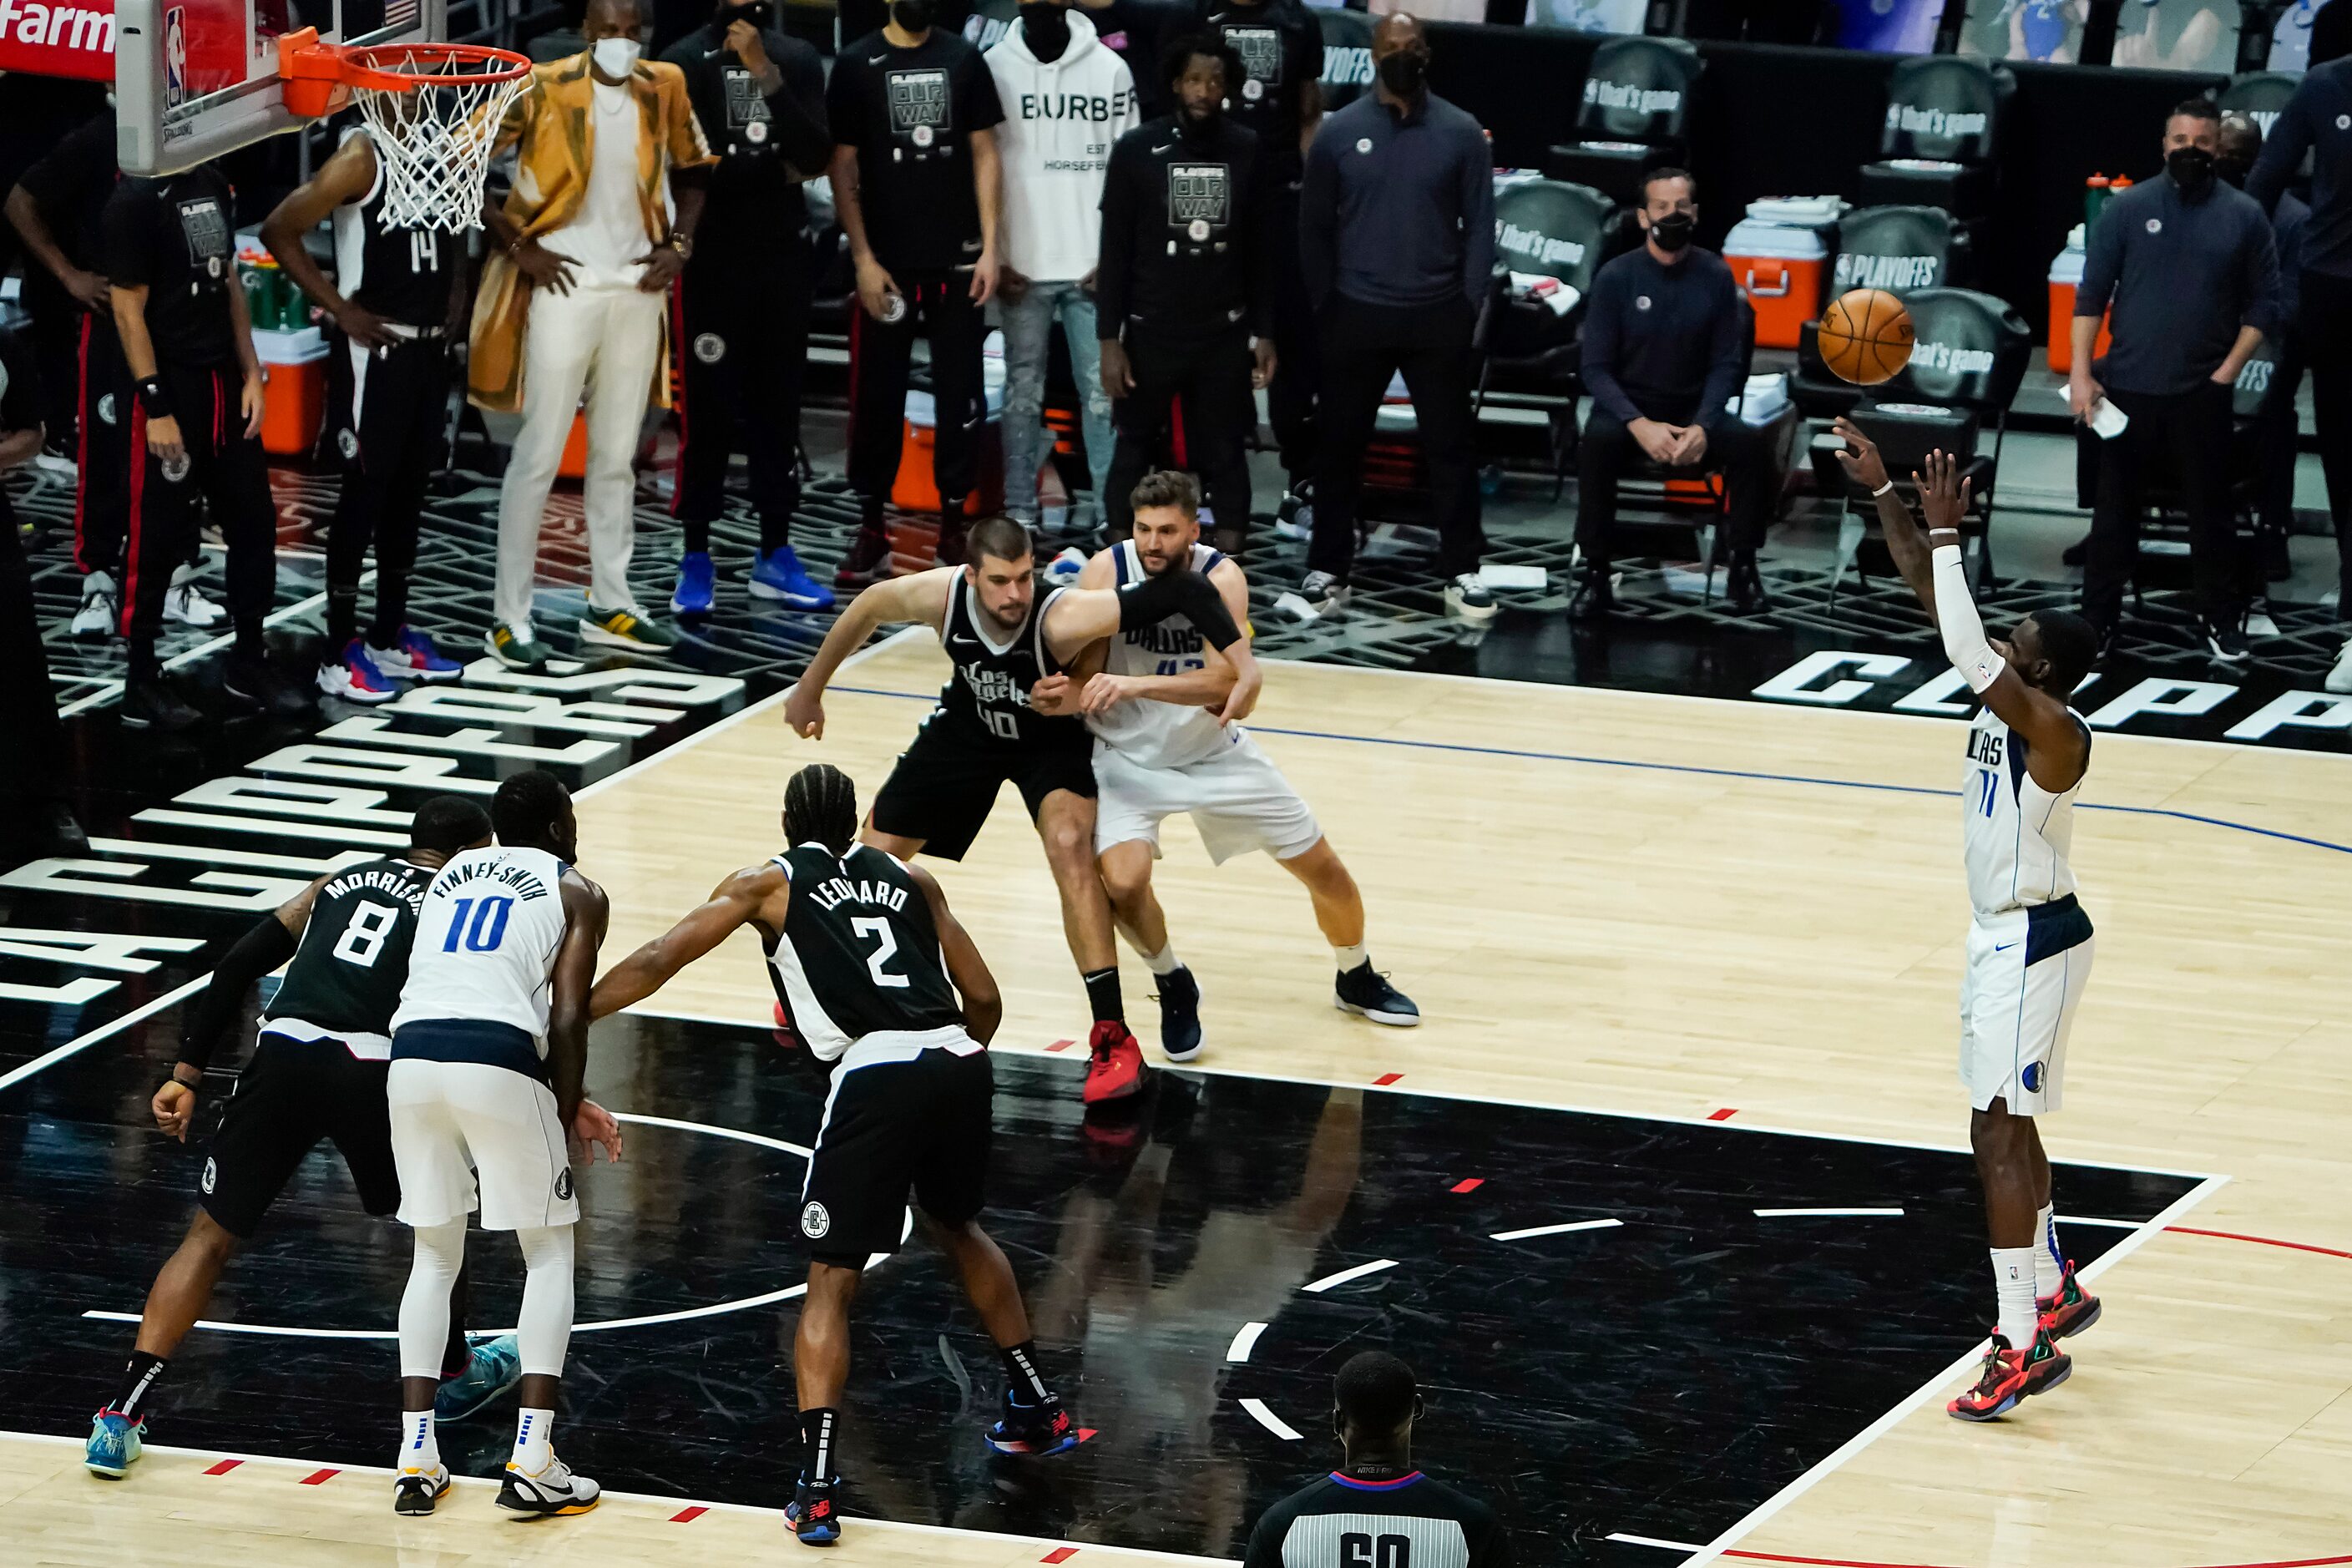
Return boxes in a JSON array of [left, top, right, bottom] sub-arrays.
[[260, 856, 439, 1060], [391, 846, 575, 1050], [766, 842, 966, 1064]]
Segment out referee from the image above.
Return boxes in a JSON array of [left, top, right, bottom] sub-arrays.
[[1246, 1352, 1513, 1568]]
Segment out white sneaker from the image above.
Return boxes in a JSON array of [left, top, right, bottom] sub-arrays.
[[2243, 608, 2281, 640], [497, 1450, 600, 1516], [164, 564, 228, 629], [2328, 637, 2352, 696], [1444, 572, 1499, 623], [1272, 570, 1349, 625], [71, 572, 119, 640], [392, 1461, 451, 1516]]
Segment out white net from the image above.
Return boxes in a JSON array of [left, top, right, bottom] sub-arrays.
[[349, 47, 530, 235]]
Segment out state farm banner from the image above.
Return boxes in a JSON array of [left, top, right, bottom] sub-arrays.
[[0, 0, 259, 92], [0, 0, 123, 79]]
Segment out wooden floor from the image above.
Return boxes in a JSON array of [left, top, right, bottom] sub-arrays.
[[16, 630, 2352, 1565]]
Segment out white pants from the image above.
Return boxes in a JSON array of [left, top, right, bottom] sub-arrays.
[[494, 283, 665, 629], [1093, 731, 1323, 865], [1958, 912, 2094, 1116], [388, 1059, 580, 1231]]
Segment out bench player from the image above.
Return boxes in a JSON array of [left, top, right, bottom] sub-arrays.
[[384, 771, 623, 1515], [783, 515, 1262, 1103], [85, 797, 508, 1479], [1838, 425, 2106, 1422], [1046, 471, 1417, 1058]]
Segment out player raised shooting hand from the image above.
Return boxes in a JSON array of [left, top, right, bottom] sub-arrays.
[[1829, 416, 1889, 492], [1915, 448, 1972, 535], [570, 1100, 625, 1163]]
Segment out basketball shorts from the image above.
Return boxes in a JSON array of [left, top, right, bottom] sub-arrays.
[[800, 1035, 992, 1260], [199, 1034, 401, 1240], [1093, 729, 1323, 864], [870, 712, 1097, 862], [1959, 895, 2095, 1116], [387, 1037, 579, 1232]]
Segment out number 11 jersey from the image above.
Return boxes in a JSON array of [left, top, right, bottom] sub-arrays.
[[766, 842, 965, 1064], [391, 846, 574, 1050], [261, 857, 438, 1059]]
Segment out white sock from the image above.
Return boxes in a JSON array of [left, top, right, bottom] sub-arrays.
[[512, 1406, 554, 1474], [1333, 943, 1369, 974], [399, 1408, 439, 1474], [2034, 1204, 2064, 1298], [1141, 943, 1181, 977], [1990, 1246, 2041, 1348]]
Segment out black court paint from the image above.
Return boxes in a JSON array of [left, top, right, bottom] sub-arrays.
[[0, 1011, 2201, 1563]]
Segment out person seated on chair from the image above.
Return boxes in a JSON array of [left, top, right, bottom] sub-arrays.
[[1571, 168, 1772, 618]]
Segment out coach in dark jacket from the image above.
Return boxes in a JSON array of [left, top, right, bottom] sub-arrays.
[[1571, 168, 1768, 618], [1282, 12, 1495, 627]]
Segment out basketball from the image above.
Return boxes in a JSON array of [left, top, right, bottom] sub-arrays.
[[1818, 288, 1916, 386]]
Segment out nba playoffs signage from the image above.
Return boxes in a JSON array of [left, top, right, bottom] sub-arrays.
[[1755, 650, 2352, 751]]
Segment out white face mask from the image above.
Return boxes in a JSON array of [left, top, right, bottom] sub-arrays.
[[592, 37, 641, 76]]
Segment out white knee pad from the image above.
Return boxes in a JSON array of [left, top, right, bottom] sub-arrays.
[[513, 1224, 576, 1378], [397, 1221, 467, 1380]]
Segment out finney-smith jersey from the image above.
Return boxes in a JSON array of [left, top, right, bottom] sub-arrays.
[[933, 577, 1083, 748], [1087, 539, 1238, 770], [766, 842, 967, 1063], [1962, 706, 2090, 919], [260, 856, 438, 1060], [390, 846, 574, 1049]]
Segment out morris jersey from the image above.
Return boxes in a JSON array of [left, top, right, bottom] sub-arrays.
[[766, 843, 966, 1062], [260, 856, 438, 1060], [1088, 539, 1237, 769], [933, 577, 1082, 747], [1961, 707, 2090, 919], [330, 129, 461, 327], [390, 846, 574, 1048]]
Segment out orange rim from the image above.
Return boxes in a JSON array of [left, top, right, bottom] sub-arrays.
[[277, 28, 529, 115]]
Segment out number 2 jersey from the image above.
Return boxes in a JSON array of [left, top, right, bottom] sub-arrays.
[[1961, 706, 2091, 919], [390, 846, 574, 1049], [766, 842, 966, 1065], [260, 857, 438, 1059]]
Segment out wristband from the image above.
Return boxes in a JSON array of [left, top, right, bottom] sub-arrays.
[[136, 377, 170, 417], [1870, 478, 1894, 498]]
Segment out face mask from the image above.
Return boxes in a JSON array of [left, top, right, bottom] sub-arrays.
[[2215, 155, 2251, 189], [891, 0, 933, 31], [1378, 50, 1426, 96], [592, 36, 641, 75], [2167, 145, 2215, 191], [1647, 210, 1695, 252], [1020, 2, 1070, 50]]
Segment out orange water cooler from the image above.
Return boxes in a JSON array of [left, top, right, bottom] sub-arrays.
[[1725, 210, 1833, 349], [2046, 225, 2112, 375], [251, 327, 329, 457]]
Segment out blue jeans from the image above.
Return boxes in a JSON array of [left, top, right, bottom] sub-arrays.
[[999, 281, 1114, 524]]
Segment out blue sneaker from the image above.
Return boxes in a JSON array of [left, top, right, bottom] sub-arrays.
[[317, 639, 400, 705], [787, 1472, 842, 1545], [748, 547, 837, 611], [984, 1390, 1080, 1457], [434, 1333, 523, 1423], [86, 1409, 143, 1478], [672, 550, 716, 615], [367, 626, 462, 684]]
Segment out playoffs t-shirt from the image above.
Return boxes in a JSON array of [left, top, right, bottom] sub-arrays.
[[1198, 0, 1320, 181], [827, 28, 1004, 276], [102, 167, 240, 371]]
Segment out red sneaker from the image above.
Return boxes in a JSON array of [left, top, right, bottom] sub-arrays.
[[2037, 1259, 2102, 1340], [1947, 1327, 2071, 1421], [1081, 1020, 1147, 1104]]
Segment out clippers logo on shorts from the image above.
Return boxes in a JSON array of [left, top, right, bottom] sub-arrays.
[[1225, 26, 1281, 99], [1169, 164, 1231, 248], [801, 1200, 832, 1238], [201, 1156, 217, 1193], [98, 393, 117, 426], [177, 197, 230, 279], [724, 66, 774, 136], [888, 69, 953, 153]]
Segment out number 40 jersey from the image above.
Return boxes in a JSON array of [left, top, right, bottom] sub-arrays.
[[259, 857, 439, 1059], [390, 846, 575, 1050], [766, 842, 966, 1065]]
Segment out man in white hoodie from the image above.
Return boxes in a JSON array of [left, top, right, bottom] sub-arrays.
[[987, 1, 1139, 534]]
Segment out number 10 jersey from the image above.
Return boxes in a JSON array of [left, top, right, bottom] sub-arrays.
[[261, 856, 439, 1060], [390, 846, 574, 1050], [766, 843, 966, 1064]]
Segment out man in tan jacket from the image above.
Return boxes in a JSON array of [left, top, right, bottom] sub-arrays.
[[473, 0, 716, 669]]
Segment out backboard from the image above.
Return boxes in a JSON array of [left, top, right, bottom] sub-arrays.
[[113, 0, 444, 175]]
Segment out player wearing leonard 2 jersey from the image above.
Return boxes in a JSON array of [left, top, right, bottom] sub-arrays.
[[84, 797, 501, 1482], [384, 771, 622, 1518], [589, 764, 1086, 1547], [264, 129, 470, 706], [1048, 470, 1416, 1063], [1838, 425, 2107, 1425], [787, 514, 1262, 1105]]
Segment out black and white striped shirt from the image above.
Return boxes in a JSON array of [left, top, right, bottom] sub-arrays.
[[1246, 1471, 1511, 1568]]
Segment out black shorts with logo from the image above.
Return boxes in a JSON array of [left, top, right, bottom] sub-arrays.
[[799, 1046, 992, 1260], [869, 713, 1096, 862], [199, 1035, 400, 1239]]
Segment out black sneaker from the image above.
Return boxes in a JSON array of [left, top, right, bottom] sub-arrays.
[[2201, 615, 2251, 665], [984, 1390, 1080, 1457], [1727, 554, 1768, 614], [35, 802, 89, 856], [835, 524, 894, 589], [120, 677, 200, 731], [935, 508, 969, 568], [1155, 965, 1203, 1062], [787, 1472, 842, 1545], [1335, 961, 1420, 1027], [1568, 572, 1613, 621], [222, 655, 313, 720]]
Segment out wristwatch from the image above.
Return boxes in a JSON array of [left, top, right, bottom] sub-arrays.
[[667, 234, 694, 261]]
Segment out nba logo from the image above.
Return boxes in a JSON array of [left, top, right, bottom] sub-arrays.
[[164, 8, 190, 109]]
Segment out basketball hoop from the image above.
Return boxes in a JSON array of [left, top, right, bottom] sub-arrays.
[[278, 28, 532, 235]]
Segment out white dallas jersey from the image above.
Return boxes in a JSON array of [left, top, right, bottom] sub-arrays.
[[389, 846, 574, 1048], [1961, 707, 2089, 919], [1087, 540, 1237, 769]]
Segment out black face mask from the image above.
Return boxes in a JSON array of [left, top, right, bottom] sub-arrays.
[[1378, 50, 1427, 97], [891, 0, 933, 32], [2215, 154, 2251, 190], [1020, 2, 1070, 53], [716, 1, 769, 26], [1647, 210, 1695, 253], [2168, 145, 2216, 194]]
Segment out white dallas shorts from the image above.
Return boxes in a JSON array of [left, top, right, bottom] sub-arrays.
[[387, 1058, 579, 1231], [1958, 898, 2095, 1116], [1093, 730, 1322, 864]]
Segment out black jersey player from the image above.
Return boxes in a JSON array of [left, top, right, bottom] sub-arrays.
[[591, 764, 1086, 1545], [784, 514, 1261, 1104], [85, 797, 507, 1479]]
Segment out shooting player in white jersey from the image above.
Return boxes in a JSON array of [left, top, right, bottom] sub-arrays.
[[589, 764, 1085, 1546], [1044, 470, 1417, 1059], [384, 771, 624, 1516], [1838, 424, 2107, 1424]]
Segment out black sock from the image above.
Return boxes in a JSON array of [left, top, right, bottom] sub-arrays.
[[128, 641, 160, 686], [999, 1340, 1050, 1404], [441, 1261, 473, 1381], [111, 1352, 166, 1421], [682, 516, 710, 555], [326, 586, 359, 651], [859, 498, 885, 534], [1082, 967, 1123, 1026], [232, 617, 266, 661], [801, 1406, 839, 1482], [759, 509, 793, 555]]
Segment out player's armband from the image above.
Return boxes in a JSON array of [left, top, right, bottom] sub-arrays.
[[1115, 569, 1243, 650]]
